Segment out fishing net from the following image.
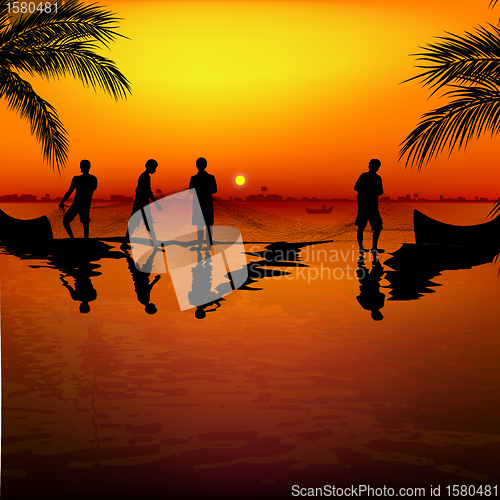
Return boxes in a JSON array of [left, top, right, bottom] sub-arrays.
[[46, 199, 415, 243]]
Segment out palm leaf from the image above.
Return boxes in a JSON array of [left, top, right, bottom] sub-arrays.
[[1, 0, 123, 47], [6, 42, 131, 100], [402, 0, 500, 216], [0, 0, 130, 170], [0, 0, 131, 100], [403, 25, 500, 96], [399, 86, 500, 169], [0, 68, 69, 171], [488, 196, 500, 216]]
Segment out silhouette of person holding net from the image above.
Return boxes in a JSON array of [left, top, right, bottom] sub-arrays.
[[124, 159, 162, 247], [354, 158, 384, 253], [189, 157, 217, 248], [59, 159, 98, 239]]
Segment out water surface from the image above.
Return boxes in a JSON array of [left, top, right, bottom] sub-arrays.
[[1, 203, 499, 499]]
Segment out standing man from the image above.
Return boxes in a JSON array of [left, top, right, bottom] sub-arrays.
[[354, 158, 384, 252], [125, 159, 162, 245], [131, 159, 162, 217], [59, 159, 98, 239], [189, 157, 217, 248]]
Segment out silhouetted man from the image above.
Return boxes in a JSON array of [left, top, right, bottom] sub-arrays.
[[59, 159, 97, 239], [354, 158, 384, 252], [132, 159, 162, 216], [189, 157, 217, 247], [125, 159, 162, 246]]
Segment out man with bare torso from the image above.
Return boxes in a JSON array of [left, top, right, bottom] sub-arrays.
[[59, 159, 97, 239]]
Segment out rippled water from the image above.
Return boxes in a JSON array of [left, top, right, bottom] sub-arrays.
[[1, 203, 499, 499]]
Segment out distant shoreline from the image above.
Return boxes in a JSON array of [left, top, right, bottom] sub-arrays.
[[0, 198, 496, 204], [232, 198, 497, 203]]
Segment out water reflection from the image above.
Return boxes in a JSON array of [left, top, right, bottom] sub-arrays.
[[1, 239, 123, 314], [60, 272, 98, 314], [356, 259, 385, 321], [4, 238, 500, 498], [384, 243, 500, 301], [244, 241, 313, 289], [0, 236, 320, 317], [189, 249, 228, 319], [188, 241, 319, 318], [123, 246, 161, 314]]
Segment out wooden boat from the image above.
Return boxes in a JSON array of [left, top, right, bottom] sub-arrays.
[[0, 207, 53, 246], [305, 205, 333, 214], [413, 209, 500, 247]]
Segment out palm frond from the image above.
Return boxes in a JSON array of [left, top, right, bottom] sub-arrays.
[[399, 86, 500, 169], [0, 0, 131, 100], [403, 25, 500, 96], [0, 68, 69, 171], [0, 3, 10, 34], [0, 0, 130, 170], [7, 42, 131, 100], [1, 0, 125, 48], [488, 196, 500, 217]]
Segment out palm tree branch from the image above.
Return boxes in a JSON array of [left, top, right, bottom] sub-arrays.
[[399, 86, 500, 169], [0, 0, 126, 49], [489, 197, 500, 217], [402, 25, 500, 95], [0, 68, 69, 171], [6, 42, 131, 100]]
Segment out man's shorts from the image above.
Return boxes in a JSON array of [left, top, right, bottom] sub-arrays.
[[355, 209, 383, 231], [64, 205, 90, 224]]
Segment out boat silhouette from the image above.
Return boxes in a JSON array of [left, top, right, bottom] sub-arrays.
[[305, 205, 332, 214], [414, 209, 500, 247], [0, 207, 53, 246]]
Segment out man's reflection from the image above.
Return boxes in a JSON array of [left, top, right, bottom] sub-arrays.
[[356, 258, 385, 321], [60, 270, 97, 314], [188, 249, 229, 319], [123, 246, 161, 314]]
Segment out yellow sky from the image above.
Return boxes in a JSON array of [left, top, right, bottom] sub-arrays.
[[2, 0, 500, 199]]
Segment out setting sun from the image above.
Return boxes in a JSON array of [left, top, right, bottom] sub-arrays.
[[235, 175, 246, 186]]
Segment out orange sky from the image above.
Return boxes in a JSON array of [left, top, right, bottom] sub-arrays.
[[1, 0, 500, 199]]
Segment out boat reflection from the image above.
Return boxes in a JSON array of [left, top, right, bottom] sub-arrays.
[[383, 243, 500, 301]]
